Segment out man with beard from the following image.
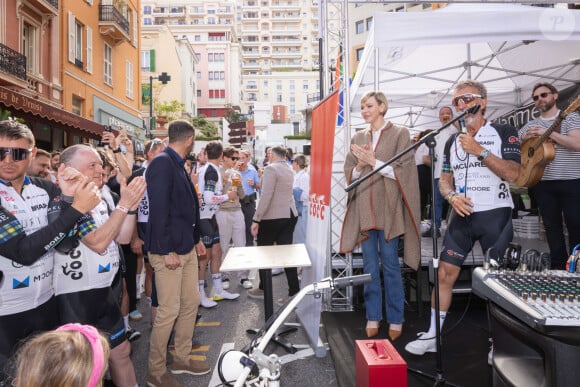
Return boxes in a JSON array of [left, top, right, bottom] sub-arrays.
[[144, 120, 210, 387], [519, 83, 580, 270], [27, 149, 52, 180]]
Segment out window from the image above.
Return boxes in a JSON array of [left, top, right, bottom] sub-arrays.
[[104, 44, 112, 85], [355, 20, 364, 34], [75, 21, 83, 68], [194, 35, 201, 41], [209, 72, 214, 80], [208, 17, 216, 25], [22, 23, 37, 73], [366, 17, 373, 31], [276, 94, 282, 102], [289, 80, 295, 90], [126, 60, 134, 99], [195, 53, 201, 62], [276, 80, 282, 90], [290, 94, 295, 103], [144, 5, 152, 14], [356, 47, 364, 61], [303, 80, 308, 90], [196, 71, 201, 79], [211, 109, 217, 117], [220, 71, 225, 80], [143, 18, 152, 25], [141, 50, 150, 71], [197, 89, 202, 97], [209, 90, 214, 98], [72, 95, 83, 115]]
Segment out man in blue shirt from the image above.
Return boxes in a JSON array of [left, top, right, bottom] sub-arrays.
[[144, 120, 210, 387], [238, 150, 260, 248]]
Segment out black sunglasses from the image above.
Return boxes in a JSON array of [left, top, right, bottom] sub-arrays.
[[0, 147, 32, 162], [229, 156, 239, 161], [532, 92, 553, 102]]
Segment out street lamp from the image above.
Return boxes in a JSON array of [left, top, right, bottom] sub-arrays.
[[148, 72, 171, 139]]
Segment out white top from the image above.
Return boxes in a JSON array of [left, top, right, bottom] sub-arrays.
[[0, 183, 53, 315], [53, 195, 120, 295]]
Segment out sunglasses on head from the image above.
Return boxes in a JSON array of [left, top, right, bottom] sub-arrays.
[[151, 138, 163, 144], [532, 92, 552, 102], [452, 93, 482, 107], [0, 147, 32, 162]]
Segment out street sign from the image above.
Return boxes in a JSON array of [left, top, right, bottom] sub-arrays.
[[228, 129, 250, 137], [229, 121, 246, 130], [229, 136, 246, 144]]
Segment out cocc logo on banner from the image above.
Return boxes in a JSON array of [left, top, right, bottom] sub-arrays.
[[309, 193, 327, 221]]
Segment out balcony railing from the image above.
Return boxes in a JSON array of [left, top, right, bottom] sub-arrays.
[[0, 43, 27, 80], [47, 0, 58, 9], [99, 5, 130, 36]]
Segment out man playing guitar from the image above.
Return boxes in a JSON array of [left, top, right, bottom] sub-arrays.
[[519, 83, 580, 270]]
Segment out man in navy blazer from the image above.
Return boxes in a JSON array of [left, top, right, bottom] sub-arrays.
[[144, 120, 210, 387]]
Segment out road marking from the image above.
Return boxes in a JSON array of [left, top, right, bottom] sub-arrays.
[[191, 345, 210, 352], [208, 342, 235, 387], [196, 321, 221, 327]]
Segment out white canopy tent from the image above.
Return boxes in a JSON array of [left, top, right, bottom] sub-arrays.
[[349, 3, 580, 134]]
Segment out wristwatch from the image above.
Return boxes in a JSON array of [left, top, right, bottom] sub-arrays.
[[477, 149, 490, 161], [112, 147, 122, 154]]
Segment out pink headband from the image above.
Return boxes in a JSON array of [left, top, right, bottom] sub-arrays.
[[56, 323, 105, 387]]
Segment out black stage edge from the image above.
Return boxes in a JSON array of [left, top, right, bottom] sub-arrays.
[[323, 295, 493, 387]]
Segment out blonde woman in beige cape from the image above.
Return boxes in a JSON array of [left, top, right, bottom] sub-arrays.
[[340, 91, 420, 341]]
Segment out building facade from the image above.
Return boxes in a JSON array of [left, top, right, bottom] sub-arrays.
[[62, 0, 144, 144], [238, 0, 320, 128], [141, 0, 240, 130]]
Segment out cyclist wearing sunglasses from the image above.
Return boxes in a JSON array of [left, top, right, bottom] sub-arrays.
[[0, 120, 101, 383], [406, 80, 521, 358], [519, 83, 580, 270]]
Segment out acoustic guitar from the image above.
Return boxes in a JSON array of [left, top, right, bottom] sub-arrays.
[[515, 96, 580, 188]]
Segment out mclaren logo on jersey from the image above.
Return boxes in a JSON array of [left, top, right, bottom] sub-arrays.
[[98, 263, 111, 273]]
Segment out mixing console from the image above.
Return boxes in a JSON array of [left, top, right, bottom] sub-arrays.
[[472, 267, 580, 330]]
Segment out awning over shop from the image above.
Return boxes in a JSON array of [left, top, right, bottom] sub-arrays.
[[0, 86, 104, 135]]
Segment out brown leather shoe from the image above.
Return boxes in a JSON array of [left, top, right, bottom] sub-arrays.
[[170, 359, 211, 376], [388, 328, 402, 341], [147, 372, 181, 387], [365, 326, 379, 338]]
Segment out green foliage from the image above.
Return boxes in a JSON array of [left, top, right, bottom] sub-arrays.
[[224, 104, 242, 123], [191, 115, 219, 138], [155, 100, 184, 121], [283, 134, 311, 140], [0, 110, 24, 123]]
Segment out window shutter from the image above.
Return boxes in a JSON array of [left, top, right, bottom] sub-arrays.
[[86, 26, 93, 73], [150, 49, 155, 72], [133, 12, 138, 47], [68, 12, 75, 63]]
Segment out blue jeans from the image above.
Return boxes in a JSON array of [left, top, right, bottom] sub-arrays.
[[361, 230, 404, 324]]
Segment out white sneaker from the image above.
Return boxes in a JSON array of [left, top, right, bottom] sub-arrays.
[[222, 278, 230, 290], [200, 296, 217, 308], [240, 279, 253, 289], [404, 332, 437, 355], [213, 289, 240, 301]]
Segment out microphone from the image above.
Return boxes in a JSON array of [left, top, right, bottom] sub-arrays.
[[458, 117, 467, 133], [458, 104, 481, 133], [468, 104, 481, 114]]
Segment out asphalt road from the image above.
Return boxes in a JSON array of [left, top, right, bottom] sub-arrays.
[[127, 269, 339, 387]]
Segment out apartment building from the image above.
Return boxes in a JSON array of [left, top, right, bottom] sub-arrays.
[[62, 0, 143, 144], [0, 0, 101, 150], [238, 0, 320, 126], [141, 0, 240, 128], [348, 2, 437, 76], [141, 24, 198, 136]]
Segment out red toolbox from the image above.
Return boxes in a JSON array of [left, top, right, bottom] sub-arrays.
[[355, 339, 407, 387]]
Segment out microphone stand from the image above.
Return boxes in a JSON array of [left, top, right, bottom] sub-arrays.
[[346, 106, 478, 387]]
